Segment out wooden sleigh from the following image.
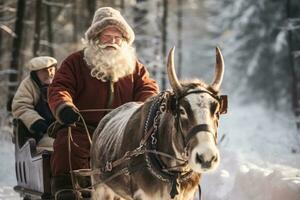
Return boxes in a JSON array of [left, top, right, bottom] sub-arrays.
[[13, 119, 53, 200]]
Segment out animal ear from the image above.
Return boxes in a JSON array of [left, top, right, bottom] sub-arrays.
[[219, 95, 228, 114]]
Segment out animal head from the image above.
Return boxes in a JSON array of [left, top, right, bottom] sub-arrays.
[[167, 47, 226, 173]]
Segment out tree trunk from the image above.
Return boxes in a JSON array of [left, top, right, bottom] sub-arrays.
[[87, 0, 96, 21], [177, 0, 183, 79], [0, 0, 3, 70], [72, 0, 78, 42], [0, 29, 2, 70], [33, 0, 42, 56], [8, 0, 26, 99], [287, 0, 300, 128], [46, 3, 54, 56], [161, 0, 168, 90], [120, 0, 125, 10]]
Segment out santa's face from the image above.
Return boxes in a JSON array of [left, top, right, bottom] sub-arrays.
[[98, 27, 124, 49], [83, 27, 136, 82]]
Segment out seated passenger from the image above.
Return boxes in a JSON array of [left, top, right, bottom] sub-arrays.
[[12, 56, 57, 152]]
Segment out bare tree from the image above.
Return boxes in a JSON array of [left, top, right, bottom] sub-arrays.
[[287, 0, 300, 129], [101, 0, 116, 7], [87, 0, 96, 20], [72, 0, 78, 42], [0, 0, 3, 67], [177, 0, 183, 78], [46, 2, 54, 56], [120, 0, 125, 10], [33, 0, 42, 56], [8, 0, 25, 99], [161, 0, 168, 90]]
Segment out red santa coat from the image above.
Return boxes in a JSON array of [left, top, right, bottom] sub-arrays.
[[48, 50, 159, 176]]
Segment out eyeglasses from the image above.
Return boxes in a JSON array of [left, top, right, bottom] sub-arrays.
[[99, 34, 124, 45]]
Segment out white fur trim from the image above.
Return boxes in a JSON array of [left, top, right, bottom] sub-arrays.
[[85, 7, 135, 45]]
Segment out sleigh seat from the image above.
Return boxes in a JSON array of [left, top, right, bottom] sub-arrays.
[[13, 118, 53, 200]]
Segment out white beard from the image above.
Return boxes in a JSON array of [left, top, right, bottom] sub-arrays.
[[83, 39, 136, 82]]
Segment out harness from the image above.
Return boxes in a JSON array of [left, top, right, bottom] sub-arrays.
[[68, 90, 228, 199], [144, 98, 193, 198], [143, 89, 227, 198], [173, 89, 227, 149]]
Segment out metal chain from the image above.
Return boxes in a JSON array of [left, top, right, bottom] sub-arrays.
[[144, 92, 166, 135], [150, 92, 169, 145]]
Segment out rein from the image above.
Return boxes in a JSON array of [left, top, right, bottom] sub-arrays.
[[64, 108, 113, 199], [67, 92, 191, 198], [65, 104, 187, 198]]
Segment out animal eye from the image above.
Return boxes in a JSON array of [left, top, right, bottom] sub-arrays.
[[179, 106, 188, 118]]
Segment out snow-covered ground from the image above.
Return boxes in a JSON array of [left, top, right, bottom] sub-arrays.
[[201, 101, 300, 200], [0, 136, 19, 200], [0, 101, 299, 200]]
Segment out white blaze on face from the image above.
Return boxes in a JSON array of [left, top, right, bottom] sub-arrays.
[[183, 92, 220, 173]]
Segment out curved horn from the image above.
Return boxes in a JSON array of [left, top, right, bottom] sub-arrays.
[[167, 47, 182, 94], [211, 47, 225, 92]]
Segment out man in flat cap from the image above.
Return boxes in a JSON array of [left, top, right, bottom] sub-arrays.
[[12, 56, 57, 151], [48, 7, 159, 199]]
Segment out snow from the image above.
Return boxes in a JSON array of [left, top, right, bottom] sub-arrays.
[[201, 100, 300, 200], [274, 30, 287, 53], [0, 138, 19, 199], [0, 101, 299, 200]]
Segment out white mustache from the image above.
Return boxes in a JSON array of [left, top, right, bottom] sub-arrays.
[[97, 43, 120, 50]]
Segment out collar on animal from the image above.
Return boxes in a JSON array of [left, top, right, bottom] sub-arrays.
[[143, 91, 194, 199]]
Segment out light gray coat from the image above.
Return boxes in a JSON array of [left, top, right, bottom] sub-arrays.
[[12, 76, 44, 132]]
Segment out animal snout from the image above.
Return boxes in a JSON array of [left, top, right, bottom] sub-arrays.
[[195, 153, 218, 168], [189, 143, 220, 173]]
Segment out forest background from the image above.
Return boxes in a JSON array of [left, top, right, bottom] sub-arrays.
[[1, 0, 300, 129], [0, 0, 300, 199]]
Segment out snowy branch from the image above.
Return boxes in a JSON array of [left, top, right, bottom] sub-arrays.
[[0, 17, 15, 24], [0, 25, 16, 38], [293, 51, 300, 58], [290, 25, 300, 30], [39, 40, 60, 49], [0, 69, 18, 76], [281, 20, 300, 31], [288, 17, 300, 23], [0, 5, 16, 13]]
